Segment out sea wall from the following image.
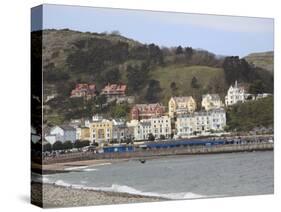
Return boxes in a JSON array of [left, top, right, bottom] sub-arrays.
[[43, 143, 273, 164]]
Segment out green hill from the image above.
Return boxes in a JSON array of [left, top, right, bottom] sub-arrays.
[[33, 29, 273, 125], [244, 51, 274, 73]]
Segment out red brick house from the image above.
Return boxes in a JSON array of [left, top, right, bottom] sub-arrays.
[[131, 103, 165, 120], [70, 83, 96, 99]]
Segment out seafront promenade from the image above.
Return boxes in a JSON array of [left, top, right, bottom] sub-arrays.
[[41, 141, 273, 165]]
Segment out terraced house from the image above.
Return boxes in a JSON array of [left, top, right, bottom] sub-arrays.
[[150, 116, 172, 139], [134, 120, 152, 141], [175, 108, 226, 138], [131, 103, 165, 120], [127, 116, 171, 141], [112, 119, 130, 142], [168, 96, 196, 118]]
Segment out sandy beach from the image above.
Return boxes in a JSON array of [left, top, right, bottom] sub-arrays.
[[42, 158, 120, 173], [31, 182, 165, 208]]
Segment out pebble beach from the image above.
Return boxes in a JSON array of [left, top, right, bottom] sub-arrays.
[[31, 182, 165, 208]]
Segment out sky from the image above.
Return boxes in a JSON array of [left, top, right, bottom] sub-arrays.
[[31, 4, 274, 57]]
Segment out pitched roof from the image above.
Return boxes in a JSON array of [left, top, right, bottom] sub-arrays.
[[102, 84, 127, 93], [202, 94, 221, 101], [171, 96, 193, 102], [60, 125, 76, 131], [139, 121, 151, 127], [134, 103, 164, 112]]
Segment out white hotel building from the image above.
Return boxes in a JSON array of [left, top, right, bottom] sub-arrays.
[[127, 116, 172, 141], [151, 116, 172, 139], [176, 108, 226, 137]]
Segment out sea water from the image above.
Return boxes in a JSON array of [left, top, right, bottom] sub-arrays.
[[43, 151, 274, 199]]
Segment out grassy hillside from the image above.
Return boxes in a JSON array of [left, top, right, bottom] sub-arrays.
[[226, 96, 273, 132], [150, 65, 225, 104], [36, 29, 273, 126], [42, 29, 141, 70], [244, 51, 274, 73]]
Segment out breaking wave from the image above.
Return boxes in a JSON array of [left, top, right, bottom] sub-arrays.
[[64, 166, 89, 171], [64, 162, 111, 171], [51, 179, 207, 200], [83, 168, 98, 172]]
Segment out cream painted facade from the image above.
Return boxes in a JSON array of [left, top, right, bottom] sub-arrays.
[[169, 96, 196, 118], [89, 119, 113, 145], [201, 94, 224, 111], [76, 127, 91, 141]]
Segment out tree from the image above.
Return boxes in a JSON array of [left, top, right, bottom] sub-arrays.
[[127, 64, 149, 93], [95, 94, 107, 109], [67, 37, 129, 76], [92, 142, 99, 147], [160, 135, 166, 140], [175, 46, 183, 54], [73, 140, 82, 149], [52, 141, 63, 151], [145, 80, 162, 103], [63, 140, 73, 150], [148, 43, 164, 65], [82, 140, 90, 147], [184, 47, 193, 60], [74, 140, 90, 149], [111, 103, 129, 118], [223, 56, 252, 85], [191, 76, 200, 89], [100, 67, 121, 84], [43, 142, 52, 152], [148, 133, 155, 141], [170, 82, 178, 96], [249, 80, 266, 94]]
